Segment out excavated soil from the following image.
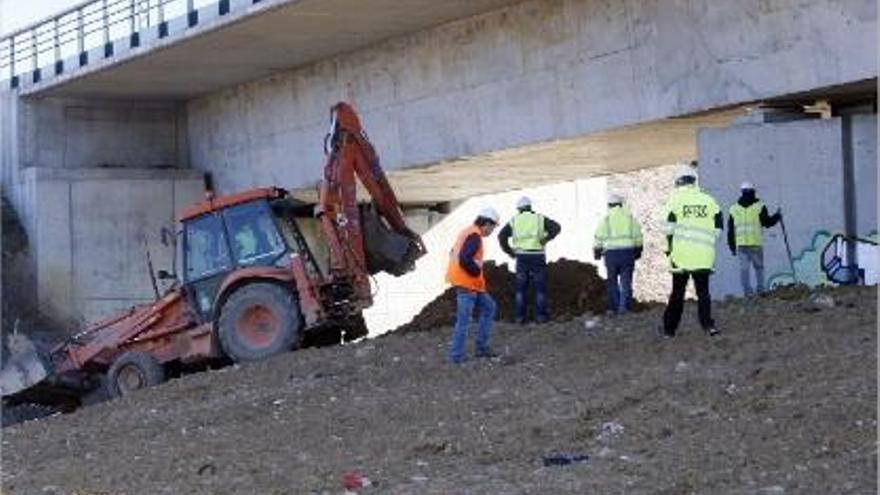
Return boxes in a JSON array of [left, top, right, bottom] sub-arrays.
[[1, 286, 876, 494], [397, 259, 655, 333]]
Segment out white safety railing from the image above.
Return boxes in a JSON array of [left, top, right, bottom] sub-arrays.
[[0, 0, 254, 88]]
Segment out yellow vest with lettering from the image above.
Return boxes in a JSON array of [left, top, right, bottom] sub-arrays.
[[662, 185, 720, 271]]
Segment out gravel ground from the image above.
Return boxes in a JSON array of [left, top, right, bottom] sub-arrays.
[[1, 286, 876, 495]]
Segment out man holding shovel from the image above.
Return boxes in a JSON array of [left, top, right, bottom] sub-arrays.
[[727, 182, 783, 296]]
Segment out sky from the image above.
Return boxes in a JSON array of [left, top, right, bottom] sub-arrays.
[[0, 0, 83, 36]]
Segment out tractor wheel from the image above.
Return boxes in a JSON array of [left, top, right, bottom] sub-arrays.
[[107, 352, 166, 398], [218, 283, 302, 363]]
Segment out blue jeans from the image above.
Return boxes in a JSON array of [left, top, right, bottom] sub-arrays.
[[449, 289, 496, 363], [515, 253, 548, 322], [604, 249, 635, 314], [737, 246, 765, 295]]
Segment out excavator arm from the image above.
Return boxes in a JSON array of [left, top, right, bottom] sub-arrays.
[[318, 102, 426, 288]]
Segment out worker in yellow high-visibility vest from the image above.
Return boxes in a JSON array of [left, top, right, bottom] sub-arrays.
[[593, 192, 643, 315], [658, 162, 723, 338], [498, 196, 561, 323], [727, 182, 782, 296]]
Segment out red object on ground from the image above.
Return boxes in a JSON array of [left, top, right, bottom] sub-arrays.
[[342, 471, 365, 490]]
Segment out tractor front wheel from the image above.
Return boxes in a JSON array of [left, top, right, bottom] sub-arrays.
[[107, 351, 166, 398], [218, 283, 302, 363]]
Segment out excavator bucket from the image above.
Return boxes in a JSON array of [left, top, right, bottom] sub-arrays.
[[362, 206, 426, 276], [0, 333, 50, 397]]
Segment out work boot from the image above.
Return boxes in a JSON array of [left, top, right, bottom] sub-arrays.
[[655, 324, 673, 339], [706, 327, 720, 337], [475, 349, 500, 359]]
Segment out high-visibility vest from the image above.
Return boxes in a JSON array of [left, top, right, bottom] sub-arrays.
[[729, 201, 764, 247], [510, 211, 546, 253], [594, 206, 642, 250], [235, 229, 257, 258], [662, 185, 720, 271], [445, 225, 486, 292]]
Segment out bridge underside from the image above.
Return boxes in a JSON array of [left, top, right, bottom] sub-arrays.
[[293, 108, 743, 205]]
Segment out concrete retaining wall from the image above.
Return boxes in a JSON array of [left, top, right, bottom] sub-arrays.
[[1, 94, 197, 325], [21, 167, 203, 324], [699, 113, 877, 298], [187, 0, 876, 195]]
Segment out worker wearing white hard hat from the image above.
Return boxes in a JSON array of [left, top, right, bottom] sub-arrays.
[[675, 163, 698, 184], [727, 181, 783, 296], [498, 196, 562, 324], [445, 205, 501, 363], [658, 159, 723, 338], [593, 192, 643, 315]]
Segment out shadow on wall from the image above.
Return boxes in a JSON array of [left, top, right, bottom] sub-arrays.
[[1, 193, 65, 343]]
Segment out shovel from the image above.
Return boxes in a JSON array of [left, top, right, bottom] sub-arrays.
[[779, 216, 798, 284]]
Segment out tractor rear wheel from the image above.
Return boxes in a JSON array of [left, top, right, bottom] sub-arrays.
[[107, 351, 165, 398], [218, 283, 302, 362]]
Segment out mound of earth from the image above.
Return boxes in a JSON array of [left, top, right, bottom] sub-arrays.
[[396, 258, 655, 333], [3, 286, 875, 494]]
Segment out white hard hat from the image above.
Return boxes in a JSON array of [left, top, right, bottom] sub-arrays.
[[740, 181, 755, 190], [606, 192, 623, 204], [675, 163, 697, 180], [516, 196, 532, 209], [477, 207, 500, 224]]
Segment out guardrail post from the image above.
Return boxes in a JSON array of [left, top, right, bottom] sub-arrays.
[[78, 7, 88, 66], [31, 28, 41, 83], [130, 0, 141, 48], [188, 0, 199, 28], [158, 0, 168, 38], [10, 37, 18, 88], [103, 0, 114, 58], [54, 18, 64, 75]]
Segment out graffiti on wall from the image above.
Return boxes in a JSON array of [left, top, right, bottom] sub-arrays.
[[768, 230, 879, 288]]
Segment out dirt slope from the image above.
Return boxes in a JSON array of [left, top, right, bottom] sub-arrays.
[[2, 286, 876, 495]]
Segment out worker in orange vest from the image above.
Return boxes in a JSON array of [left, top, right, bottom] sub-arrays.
[[446, 207, 500, 364]]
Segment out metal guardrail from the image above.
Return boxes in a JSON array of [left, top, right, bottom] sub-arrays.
[[0, 0, 259, 88]]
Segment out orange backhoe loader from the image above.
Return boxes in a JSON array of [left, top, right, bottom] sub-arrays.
[[0, 102, 425, 408]]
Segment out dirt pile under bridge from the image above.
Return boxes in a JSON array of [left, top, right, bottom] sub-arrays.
[[395, 258, 656, 333]]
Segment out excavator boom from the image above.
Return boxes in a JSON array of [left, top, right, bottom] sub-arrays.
[[319, 102, 426, 281]]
